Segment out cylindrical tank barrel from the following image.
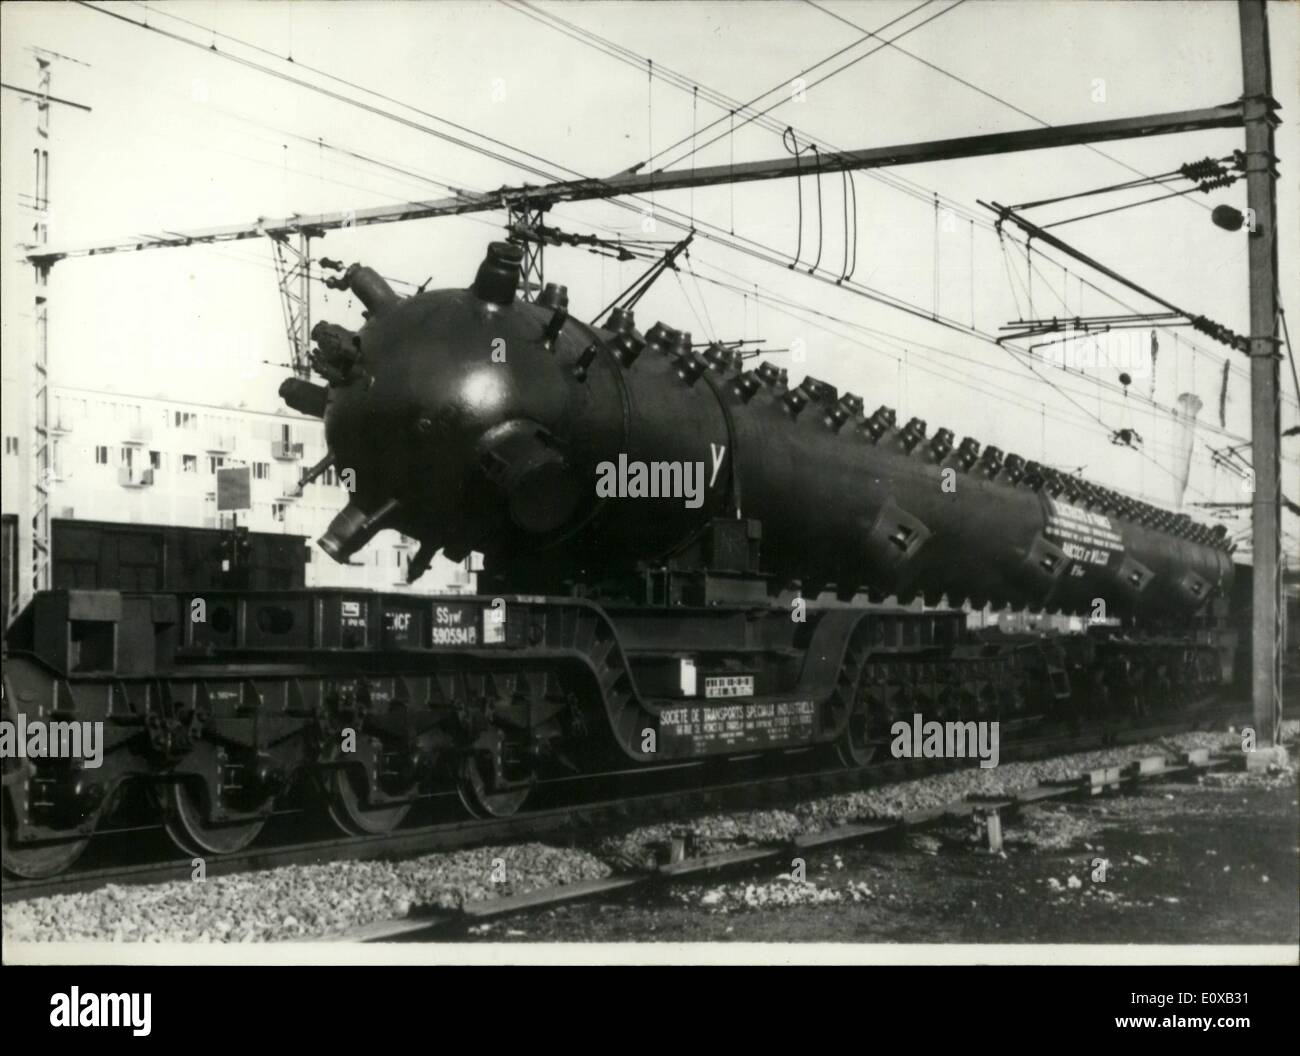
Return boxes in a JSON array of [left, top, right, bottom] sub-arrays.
[[298, 244, 1234, 619]]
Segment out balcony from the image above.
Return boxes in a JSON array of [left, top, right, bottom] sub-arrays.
[[272, 439, 304, 461], [122, 423, 153, 445], [206, 433, 237, 453], [118, 467, 154, 488]]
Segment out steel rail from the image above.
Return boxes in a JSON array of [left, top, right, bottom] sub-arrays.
[[2, 703, 1244, 904]]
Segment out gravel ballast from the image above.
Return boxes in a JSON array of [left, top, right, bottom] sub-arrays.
[[3, 844, 610, 943], [595, 728, 1283, 864], [5, 723, 1290, 943]]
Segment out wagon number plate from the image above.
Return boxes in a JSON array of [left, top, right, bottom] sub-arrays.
[[431, 603, 481, 646], [704, 675, 754, 699]]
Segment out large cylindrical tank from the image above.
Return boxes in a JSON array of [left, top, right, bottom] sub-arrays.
[[292, 242, 1234, 620]]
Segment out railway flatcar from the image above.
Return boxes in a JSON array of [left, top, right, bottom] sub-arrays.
[[1, 243, 1234, 877]]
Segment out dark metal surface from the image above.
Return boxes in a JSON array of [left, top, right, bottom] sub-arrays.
[[310, 242, 1234, 621]]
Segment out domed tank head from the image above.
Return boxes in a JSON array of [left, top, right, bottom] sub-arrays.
[[319, 245, 573, 558]]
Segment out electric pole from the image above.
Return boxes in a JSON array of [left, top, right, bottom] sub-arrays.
[[1238, 0, 1283, 749]]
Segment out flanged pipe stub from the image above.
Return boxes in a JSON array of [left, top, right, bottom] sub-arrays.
[[319, 499, 398, 564], [473, 242, 525, 307]]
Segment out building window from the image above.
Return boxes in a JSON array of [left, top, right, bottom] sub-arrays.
[[4, 436, 17, 455], [95, 445, 109, 465], [182, 454, 197, 473], [253, 461, 270, 480], [208, 456, 224, 474], [174, 411, 196, 430], [149, 450, 164, 471], [271, 502, 287, 523]]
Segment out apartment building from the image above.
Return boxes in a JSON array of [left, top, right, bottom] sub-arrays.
[[1, 386, 474, 594]]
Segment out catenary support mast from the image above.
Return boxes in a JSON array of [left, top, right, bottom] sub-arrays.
[[1238, 0, 1283, 747]]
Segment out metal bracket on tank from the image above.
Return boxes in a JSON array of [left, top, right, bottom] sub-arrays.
[[1173, 570, 1211, 607], [860, 498, 932, 593], [1114, 554, 1155, 596], [477, 420, 583, 534], [1015, 532, 1071, 602]]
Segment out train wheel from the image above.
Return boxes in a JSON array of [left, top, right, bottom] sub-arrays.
[[833, 654, 877, 768], [325, 767, 411, 836], [456, 756, 533, 819], [161, 781, 266, 857], [1, 787, 91, 879], [834, 712, 876, 768]]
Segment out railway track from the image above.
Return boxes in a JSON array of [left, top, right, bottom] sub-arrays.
[[339, 747, 1244, 942], [1, 704, 1246, 904]]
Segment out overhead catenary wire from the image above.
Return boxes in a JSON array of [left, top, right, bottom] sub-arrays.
[[793, 0, 1285, 400], [1279, 302, 1300, 409], [79, 0, 584, 198], [689, 256, 1259, 468], [782, 127, 805, 269], [82, 5, 670, 264], [139, 0, 1274, 412], [702, 273, 1231, 496], [807, 144, 825, 274], [140, 0, 1270, 420], [608, 0, 943, 173], [84, 0, 993, 350], [1042, 181, 1241, 231], [701, 270, 1296, 504], [510, 0, 990, 233], [1011, 248, 1268, 442], [800, 0, 1218, 219], [933, 194, 940, 318], [656, 1, 970, 174], [985, 200, 1249, 354], [111, 4, 1289, 449], [76, 2, 1294, 501], [83, 13, 1289, 520], [505, 0, 984, 232], [844, 170, 859, 283], [126, 1, 569, 181], [839, 169, 852, 282], [645, 186, 1278, 457]]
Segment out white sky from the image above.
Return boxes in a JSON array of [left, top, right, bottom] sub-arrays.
[[2, 0, 1298, 558]]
